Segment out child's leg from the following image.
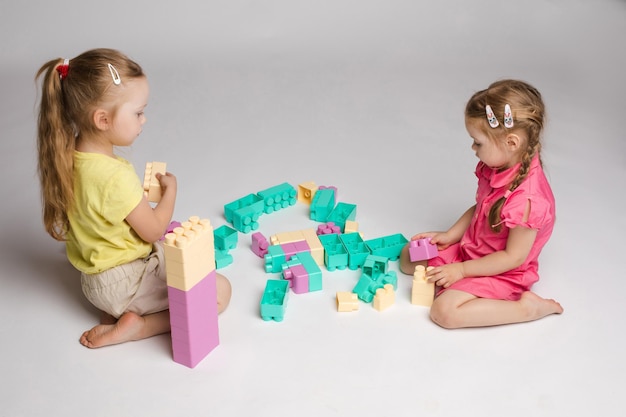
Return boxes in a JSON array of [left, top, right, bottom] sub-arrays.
[[80, 310, 171, 349], [216, 272, 232, 314], [430, 289, 563, 329]]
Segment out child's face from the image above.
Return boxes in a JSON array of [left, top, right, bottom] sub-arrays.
[[466, 119, 516, 170], [109, 77, 149, 147]]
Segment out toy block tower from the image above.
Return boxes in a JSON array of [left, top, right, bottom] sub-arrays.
[[163, 216, 219, 368], [411, 265, 435, 307], [143, 161, 167, 203]]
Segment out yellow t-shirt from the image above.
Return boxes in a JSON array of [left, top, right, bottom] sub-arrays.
[[66, 151, 152, 274]]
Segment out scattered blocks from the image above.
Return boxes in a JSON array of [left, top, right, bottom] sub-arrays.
[[411, 265, 435, 307], [337, 292, 359, 312], [143, 161, 166, 203], [261, 279, 289, 321], [408, 238, 439, 262], [373, 284, 395, 312]]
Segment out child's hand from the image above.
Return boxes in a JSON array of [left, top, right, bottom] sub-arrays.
[[411, 232, 454, 250], [426, 262, 465, 288], [156, 172, 177, 194]]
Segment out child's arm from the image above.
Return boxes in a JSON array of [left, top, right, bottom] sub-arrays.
[[427, 224, 538, 288], [125, 172, 177, 243]]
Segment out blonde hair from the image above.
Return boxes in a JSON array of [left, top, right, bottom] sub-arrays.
[[465, 79, 546, 232], [35, 48, 144, 240]]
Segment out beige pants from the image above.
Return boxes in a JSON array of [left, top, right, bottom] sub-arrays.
[[80, 242, 168, 319]]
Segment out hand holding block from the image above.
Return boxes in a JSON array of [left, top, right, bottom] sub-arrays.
[[143, 161, 167, 203], [408, 238, 438, 262]]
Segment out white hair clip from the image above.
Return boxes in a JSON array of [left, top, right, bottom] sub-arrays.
[[107, 63, 121, 85], [503, 104, 514, 128], [485, 105, 499, 128]]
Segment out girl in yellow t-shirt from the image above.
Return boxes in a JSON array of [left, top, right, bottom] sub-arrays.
[[36, 48, 231, 348]]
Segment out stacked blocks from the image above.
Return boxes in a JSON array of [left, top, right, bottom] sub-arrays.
[[269, 228, 324, 266], [261, 279, 289, 321], [353, 255, 397, 303], [373, 284, 395, 312], [163, 216, 219, 368], [143, 161, 167, 203], [408, 238, 439, 262], [411, 265, 436, 307], [281, 252, 322, 294]]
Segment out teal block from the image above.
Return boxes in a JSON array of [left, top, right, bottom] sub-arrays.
[[257, 183, 297, 214], [310, 188, 335, 222], [362, 254, 388, 280], [293, 252, 323, 292], [339, 232, 370, 270], [326, 202, 357, 230], [264, 245, 286, 273], [215, 249, 233, 269], [260, 279, 289, 322], [214, 225, 238, 251], [364, 233, 408, 261], [318, 233, 348, 271]]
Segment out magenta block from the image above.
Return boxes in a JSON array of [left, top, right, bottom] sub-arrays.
[[167, 270, 219, 368], [287, 264, 309, 294], [408, 238, 439, 262], [251, 232, 269, 258]]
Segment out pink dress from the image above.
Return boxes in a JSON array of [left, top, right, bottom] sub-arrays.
[[430, 155, 555, 300]]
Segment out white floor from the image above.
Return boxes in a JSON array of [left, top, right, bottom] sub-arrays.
[[1, 1, 625, 416]]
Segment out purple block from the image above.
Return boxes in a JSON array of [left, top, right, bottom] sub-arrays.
[[251, 232, 269, 258], [167, 271, 219, 368], [408, 238, 439, 262], [287, 264, 309, 294]]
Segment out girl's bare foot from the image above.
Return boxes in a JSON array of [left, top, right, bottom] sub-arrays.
[[519, 291, 563, 321], [80, 310, 170, 348]]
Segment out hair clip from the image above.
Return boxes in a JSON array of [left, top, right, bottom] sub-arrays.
[[485, 105, 499, 128], [503, 104, 514, 128], [107, 63, 121, 85], [57, 58, 70, 80]]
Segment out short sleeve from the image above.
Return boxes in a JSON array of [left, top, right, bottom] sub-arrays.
[[101, 164, 144, 224], [501, 190, 553, 230]]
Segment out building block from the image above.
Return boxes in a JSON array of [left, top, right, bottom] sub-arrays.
[[373, 284, 395, 312], [264, 245, 287, 273], [326, 202, 357, 231], [310, 188, 335, 222], [344, 220, 359, 234], [159, 220, 182, 241], [260, 279, 289, 321], [167, 265, 219, 368], [214, 249, 233, 269], [336, 292, 359, 312], [353, 265, 397, 303], [163, 217, 215, 291], [339, 232, 370, 270], [257, 183, 297, 214], [224, 193, 264, 233], [411, 265, 435, 307], [408, 238, 439, 262], [294, 252, 323, 292], [251, 232, 269, 258], [143, 161, 166, 203], [362, 254, 389, 280], [318, 233, 349, 271], [282, 263, 309, 294], [297, 181, 318, 204], [364, 233, 408, 261], [213, 225, 238, 251], [269, 228, 324, 266], [317, 222, 341, 235], [319, 185, 338, 205]]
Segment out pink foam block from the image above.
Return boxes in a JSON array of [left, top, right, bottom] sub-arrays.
[[167, 271, 219, 368], [408, 238, 439, 262], [283, 264, 309, 294]]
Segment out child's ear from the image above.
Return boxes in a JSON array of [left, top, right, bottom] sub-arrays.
[[505, 133, 522, 152], [93, 108, 111, 131]]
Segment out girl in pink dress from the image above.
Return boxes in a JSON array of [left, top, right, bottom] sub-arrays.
[[400, 79, 563, 328]]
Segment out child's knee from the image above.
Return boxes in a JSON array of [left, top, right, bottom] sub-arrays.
[[215, 273, 232, 313]]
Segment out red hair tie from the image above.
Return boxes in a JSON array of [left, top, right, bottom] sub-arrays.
[[56, 58, 70, 80]]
